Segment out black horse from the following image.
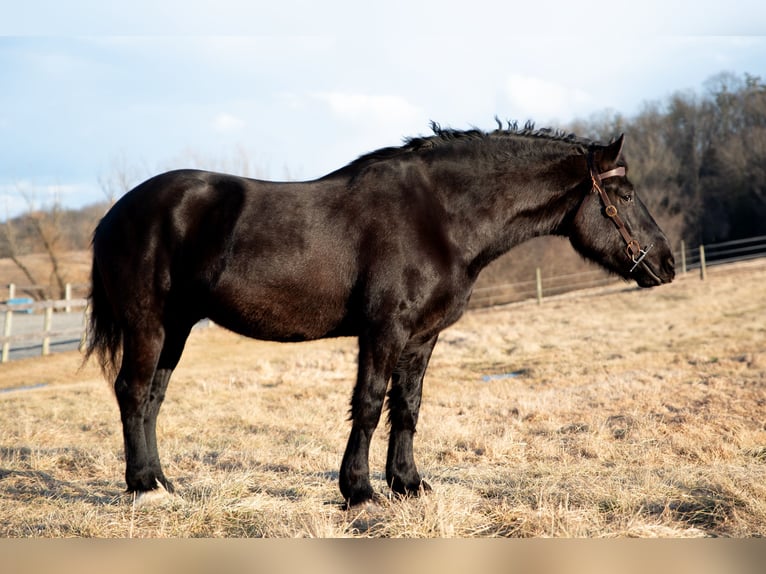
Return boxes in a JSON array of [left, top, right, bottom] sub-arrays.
[[87, 122, 675, 506]]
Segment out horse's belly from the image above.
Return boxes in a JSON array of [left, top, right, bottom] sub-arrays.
[[207, 282, 352, 342]]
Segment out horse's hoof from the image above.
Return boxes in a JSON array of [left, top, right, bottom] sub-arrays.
[[131, 483, 177, 508], [343, 490, 384, 510], [389, 477, 432, 498]]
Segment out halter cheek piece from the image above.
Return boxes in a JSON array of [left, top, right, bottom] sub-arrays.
[[587, 154, 653, 273]]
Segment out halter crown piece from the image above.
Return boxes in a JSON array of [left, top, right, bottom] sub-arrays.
[[587, 153, 653, 273]]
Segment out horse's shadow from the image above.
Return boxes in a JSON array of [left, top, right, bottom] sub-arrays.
[[1, 445, 397, 517], [0, 445, 123, 506]]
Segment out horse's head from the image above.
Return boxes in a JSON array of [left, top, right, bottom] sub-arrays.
[[568, 135, 675, 288]]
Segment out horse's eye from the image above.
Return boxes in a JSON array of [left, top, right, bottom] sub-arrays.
[[621, 193, 634, 204]]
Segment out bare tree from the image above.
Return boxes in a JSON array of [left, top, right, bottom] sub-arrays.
[[0, 210, 47, 300], [27, 201, 67, 299], [98, 153, 143, 205], [0, 185, 71, 300]]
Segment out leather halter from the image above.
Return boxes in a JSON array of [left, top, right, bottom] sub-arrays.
[[587, 152, 653, 272]]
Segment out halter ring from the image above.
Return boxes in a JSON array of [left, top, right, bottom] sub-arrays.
[[629, 243, 654, 273]]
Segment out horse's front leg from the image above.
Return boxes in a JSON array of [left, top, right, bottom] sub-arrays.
[[340, 328, 406, 506], [386, 335, 438, 497]]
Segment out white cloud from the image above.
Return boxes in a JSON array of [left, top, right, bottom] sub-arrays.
[[503, 74, 593, 123], [312, 91, 422, 125], [212, 112, 245, 134]]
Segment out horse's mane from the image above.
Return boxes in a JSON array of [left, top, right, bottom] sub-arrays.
[[419, 119, 588, 148], [323, 120, 596, 180]]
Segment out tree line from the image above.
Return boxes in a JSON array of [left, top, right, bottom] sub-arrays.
[[2, 71, 765, 298], [571, 71, 766, 246]]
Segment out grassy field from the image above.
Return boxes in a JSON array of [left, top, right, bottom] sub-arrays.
[[1, 259, 765, 537]]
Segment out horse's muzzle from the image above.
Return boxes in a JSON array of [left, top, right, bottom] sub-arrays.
[[636, 252, 675, 287]]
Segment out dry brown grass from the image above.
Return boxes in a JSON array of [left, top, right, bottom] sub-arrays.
[[0, 250, 91, 297], [1, 260, 765, 537]]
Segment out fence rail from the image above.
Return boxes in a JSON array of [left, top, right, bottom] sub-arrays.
[[470, 235, 766, 309], [1, 291, 88, 363], [2, 235, 766, 362], [680, 235, 766, 270]]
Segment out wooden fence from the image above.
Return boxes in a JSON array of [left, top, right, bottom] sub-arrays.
[[1, 283, 88, 363], [466, 236, 766, 308]]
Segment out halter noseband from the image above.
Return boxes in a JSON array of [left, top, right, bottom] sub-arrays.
[[587, 153, 653, 273]]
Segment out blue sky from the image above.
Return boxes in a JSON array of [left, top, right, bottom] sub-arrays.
[[2, 1, 765, 218]]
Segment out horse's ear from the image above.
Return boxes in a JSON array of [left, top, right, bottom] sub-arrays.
[[603, 134, 625, 165]]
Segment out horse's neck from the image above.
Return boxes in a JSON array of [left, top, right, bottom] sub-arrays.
[[433, 157, 582, 276]]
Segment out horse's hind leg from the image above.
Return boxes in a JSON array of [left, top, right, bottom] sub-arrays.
[[115, 327, 164, 493], [143, 322, 193, 494], [386, 335, 437, 497]]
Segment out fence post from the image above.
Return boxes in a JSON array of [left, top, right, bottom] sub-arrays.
[[8, 283, 15, 300], [680, 240, 687, 274], [536, 267, 543, 305], [79, 303, 90, 353], [2, 307, 12, 363], [42, 305, 53, 356], [699, 244, 707, 281], [65, 283, 72, 313]]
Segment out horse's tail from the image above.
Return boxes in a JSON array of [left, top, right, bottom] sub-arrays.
[[84, 249, 122, 381]]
